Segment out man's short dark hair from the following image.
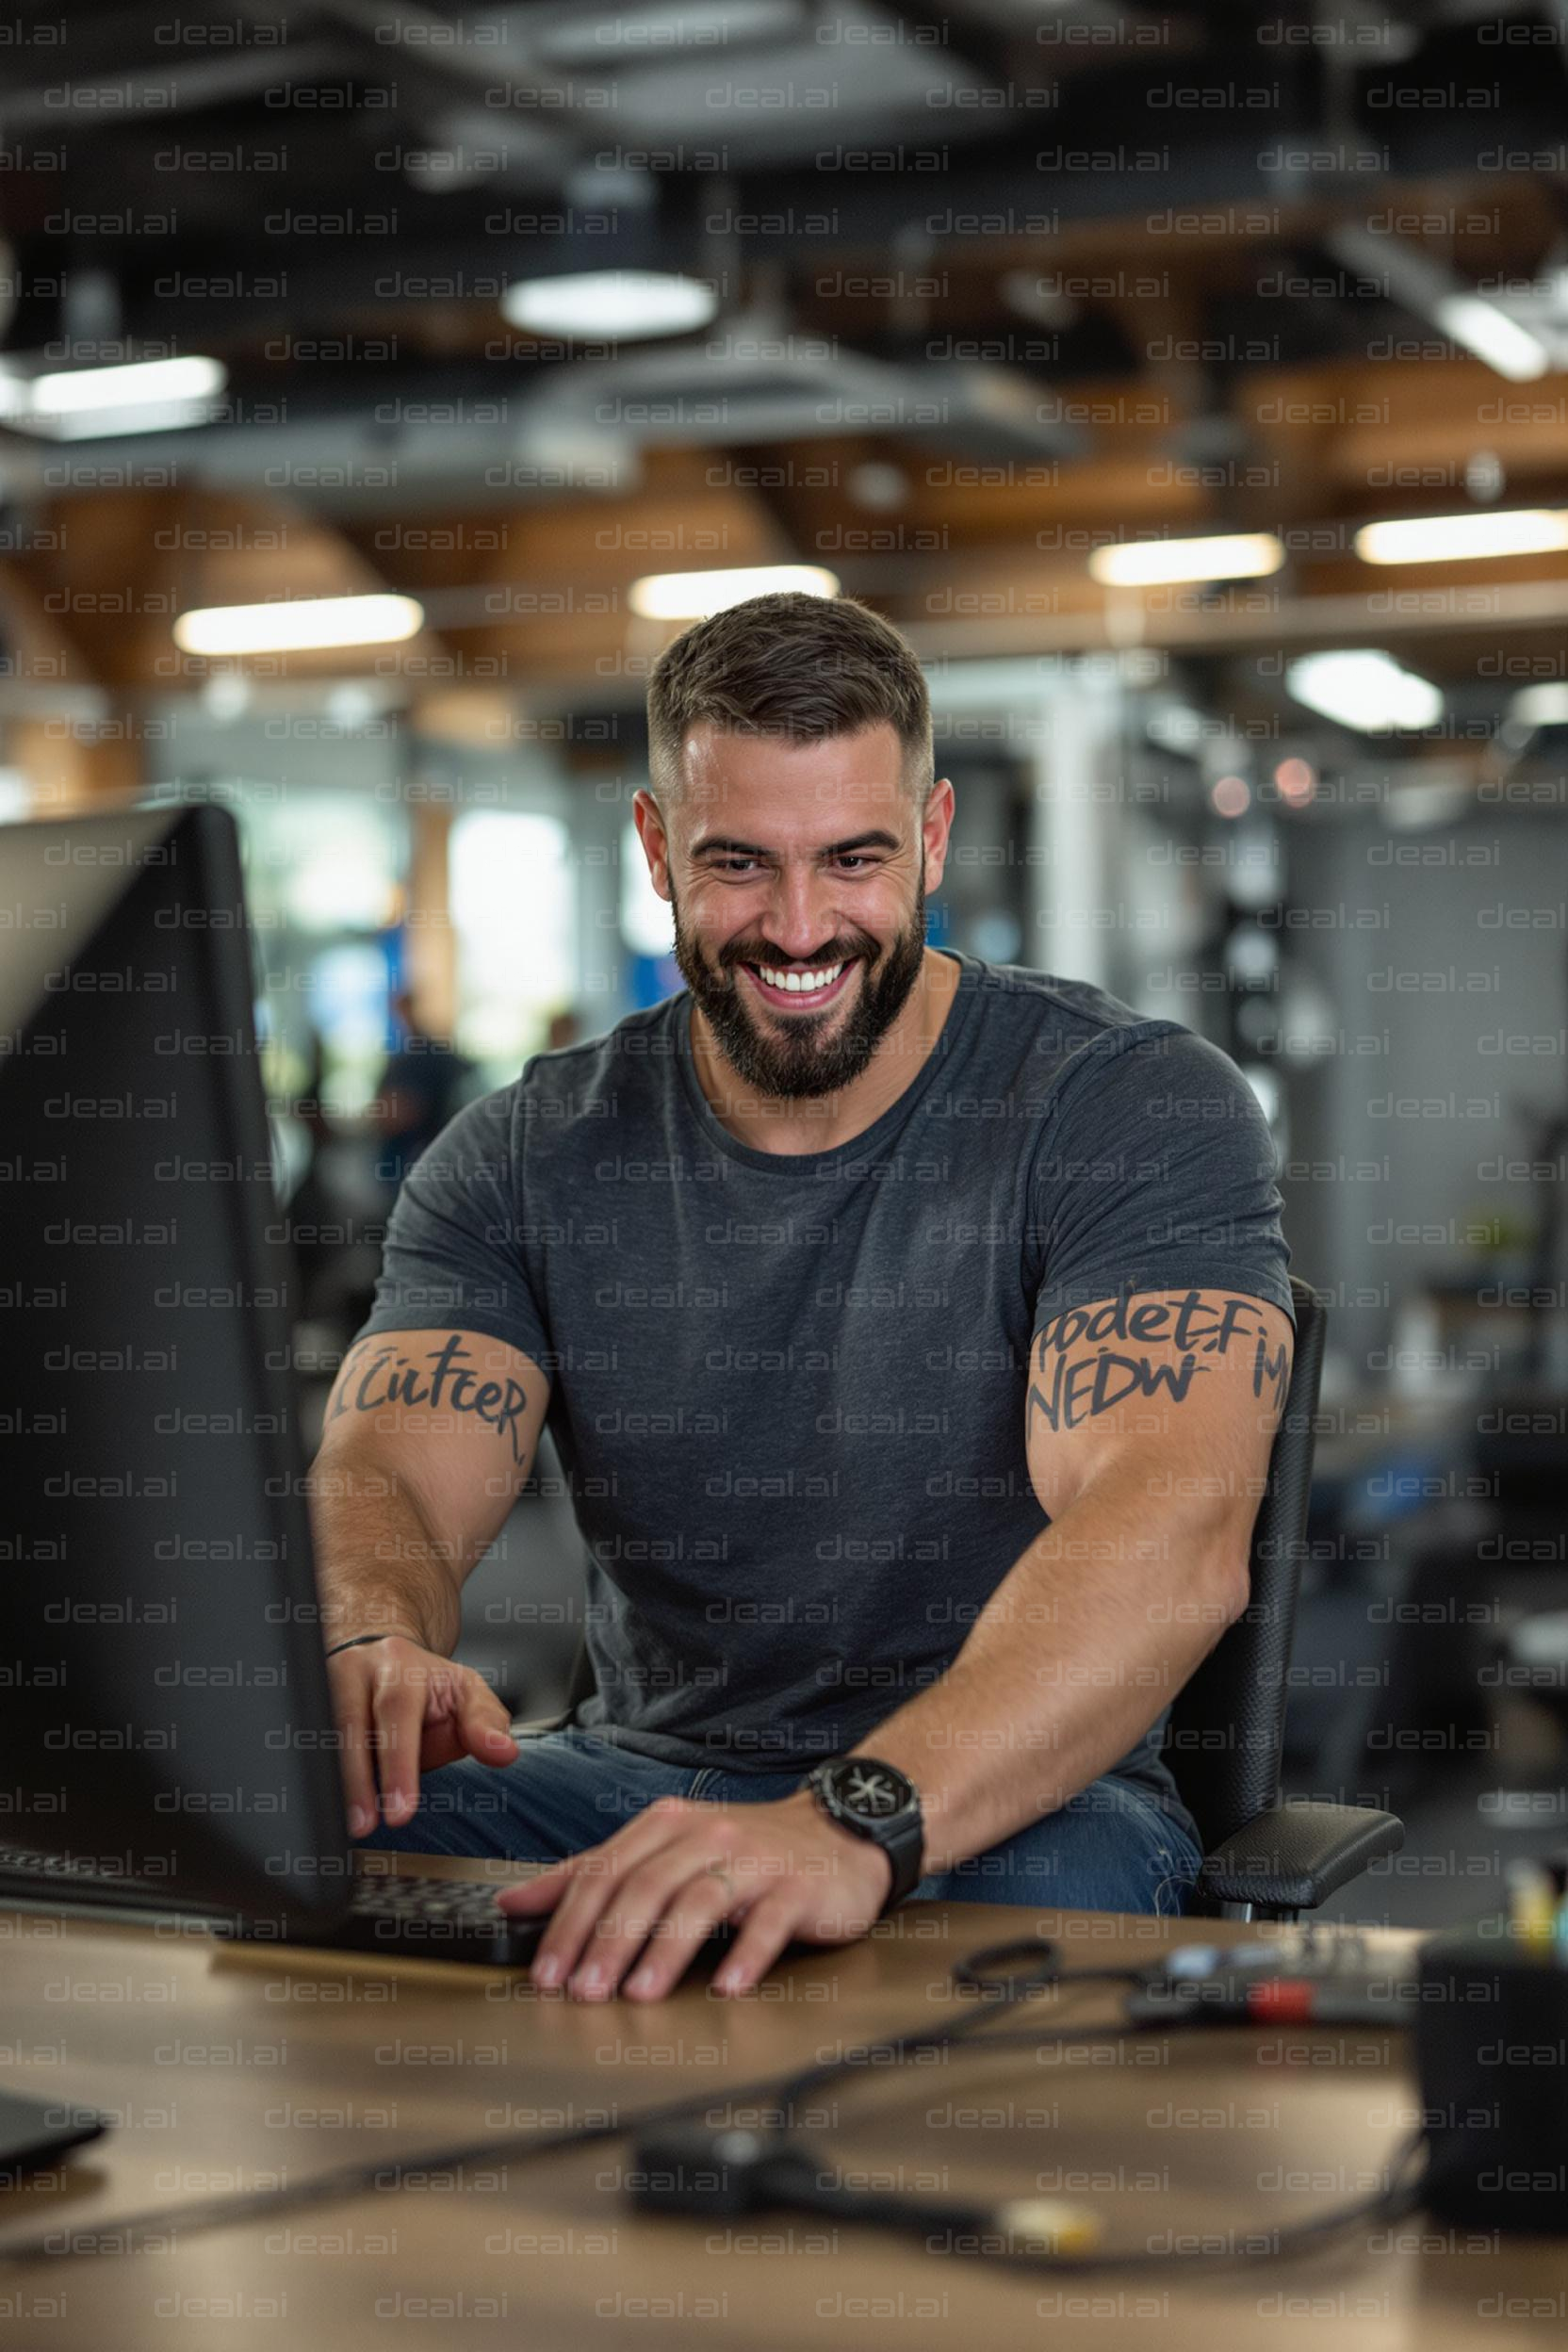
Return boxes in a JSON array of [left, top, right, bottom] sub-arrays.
[[646, 592, 933, 810]]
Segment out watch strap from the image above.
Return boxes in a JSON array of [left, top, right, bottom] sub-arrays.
[[876, 1809, 925, 1913]]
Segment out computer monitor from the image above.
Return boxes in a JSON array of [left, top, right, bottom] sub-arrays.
[[0, 800, 351, 1926]]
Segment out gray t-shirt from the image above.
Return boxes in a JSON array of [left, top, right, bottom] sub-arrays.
[[353, 950, 1295, 1815]]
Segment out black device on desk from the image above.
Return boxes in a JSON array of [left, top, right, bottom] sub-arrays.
[[0, 2090, 111, 2189], [0, 802, 539, 1968]]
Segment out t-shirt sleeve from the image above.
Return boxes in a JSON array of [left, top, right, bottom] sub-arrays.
[[1028, 1024, 1296, 1341], [351, 1086, 552, 1368]]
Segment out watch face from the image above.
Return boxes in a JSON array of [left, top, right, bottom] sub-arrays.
[[829, 1761, 912, 1821]]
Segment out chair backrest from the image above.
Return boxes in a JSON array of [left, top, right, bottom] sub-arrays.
[[1163, 1275, 1328, 1854]]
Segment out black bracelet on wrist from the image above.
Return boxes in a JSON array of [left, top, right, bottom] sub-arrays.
[[324, 1633, 396, 1659]]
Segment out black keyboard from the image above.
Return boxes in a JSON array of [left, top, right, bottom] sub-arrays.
[[249, 1873, 742, 1970], [0, 1843, 735, 1971], [0, 1841, 543, 1966], [236, 1871, 550, 1967], [0, 1841, 221, 1921]]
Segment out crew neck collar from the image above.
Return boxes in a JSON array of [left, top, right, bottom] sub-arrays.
[[675, 948, 983, 1174]]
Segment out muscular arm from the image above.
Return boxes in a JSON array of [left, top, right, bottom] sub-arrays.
[[845, 1286, 1295, 1873], [307, 1327, 552, 1657]]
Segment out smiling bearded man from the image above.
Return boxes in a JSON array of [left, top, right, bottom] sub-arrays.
[[314, 589, 1297, 2003]]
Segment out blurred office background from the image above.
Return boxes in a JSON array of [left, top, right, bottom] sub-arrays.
[[1, 1, 1566, 1924]]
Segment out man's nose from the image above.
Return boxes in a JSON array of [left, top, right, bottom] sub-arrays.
[[766, 870, 841, 960]]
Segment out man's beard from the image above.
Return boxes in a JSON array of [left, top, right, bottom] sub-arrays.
[[672, 867, 929, 1102]]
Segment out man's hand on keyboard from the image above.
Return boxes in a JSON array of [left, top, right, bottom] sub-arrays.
[[496, 1790, 893, 2001], [330, 1635, 518, 1838]]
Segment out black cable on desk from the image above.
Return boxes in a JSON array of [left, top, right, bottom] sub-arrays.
[[0, 1943, 1427, 2276], [713, 2027, 1428, 2276]]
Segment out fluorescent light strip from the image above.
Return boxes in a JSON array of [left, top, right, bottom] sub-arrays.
[[1327, 223, 1555, 384], [1433, 295, 1551, 384], [1285, 650, 1442, 733], [173, 595, 424, 657], [36, 356, 225, 412], [1356, 509, 1568, 565], [0, 355, 227, 438], [629, 566, 839, 620], [1088, 533, 1284, 588], [501, 271, 717, 340], [1511, 683, 1568, 727]]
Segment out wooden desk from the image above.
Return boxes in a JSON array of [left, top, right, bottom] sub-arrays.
[[0, 1857, 1562, 2350]]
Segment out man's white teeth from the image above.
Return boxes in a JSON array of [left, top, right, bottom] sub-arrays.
[[756, 961, 844, 994]]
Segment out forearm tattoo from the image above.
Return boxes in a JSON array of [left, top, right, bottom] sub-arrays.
[[328, 1335, 532, 1465], [1029, 1288, 1290, 1437]]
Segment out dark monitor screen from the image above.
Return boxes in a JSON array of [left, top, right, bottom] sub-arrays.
[[0, 800, 351, 1925]]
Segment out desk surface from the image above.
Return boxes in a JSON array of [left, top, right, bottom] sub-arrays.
[[0, 1856, 1562, 2352]]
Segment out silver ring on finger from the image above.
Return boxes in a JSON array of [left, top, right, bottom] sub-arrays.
[[706, 1861, 738, 1905]]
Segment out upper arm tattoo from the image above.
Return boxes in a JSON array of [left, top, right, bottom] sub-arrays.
[[327, 1335, 535, 1466], [1028, 1288, 1291, 1439]]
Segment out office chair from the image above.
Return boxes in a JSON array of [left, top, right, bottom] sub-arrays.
[[523, 1275, 1403, 1924], [1169, 1276, 1403, 1919]]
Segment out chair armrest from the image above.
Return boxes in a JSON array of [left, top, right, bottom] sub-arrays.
[[1197, 1800, 1404, 1911]]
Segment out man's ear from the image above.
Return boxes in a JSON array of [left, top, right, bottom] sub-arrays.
[[631, 790, 673, 900], [923, 776, 956, 892]]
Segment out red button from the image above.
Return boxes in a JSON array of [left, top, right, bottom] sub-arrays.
[[1248, 1979, 1315, 2022]]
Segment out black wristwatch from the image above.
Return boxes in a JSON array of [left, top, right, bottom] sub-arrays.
[[805, 1756, 924, 1915]]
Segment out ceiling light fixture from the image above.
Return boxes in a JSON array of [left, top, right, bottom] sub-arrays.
[[1355, 509, 1568, 565], [1431, 294, 1551, 384], [500, 271, 717, 341], [1327, 224, 1552, 383], [1088, 533, 1284, 588], [0, 353, 227, 438], [629, 565, 839, 620], [1285, 650, 1442, 733], [173, 595, 424, 657], [1510, 682, 1568, 727]]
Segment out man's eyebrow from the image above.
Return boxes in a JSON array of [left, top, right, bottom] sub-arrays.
[[689, 830, 903, 858]]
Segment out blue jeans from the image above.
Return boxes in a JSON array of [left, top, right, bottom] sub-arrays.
[[357, 1725, 1204, 1918]]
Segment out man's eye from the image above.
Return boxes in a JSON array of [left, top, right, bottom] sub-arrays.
[[708, 855, 874, 875]]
